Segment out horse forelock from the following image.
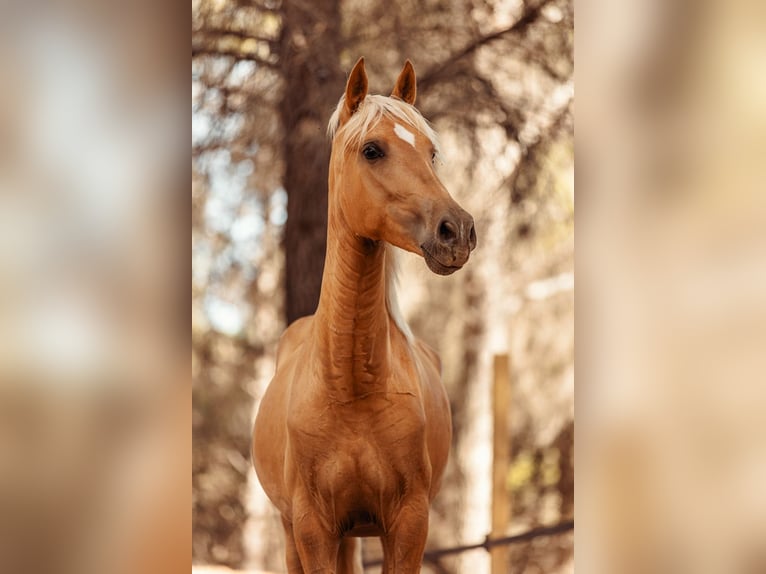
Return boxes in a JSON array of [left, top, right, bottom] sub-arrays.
[[327, 94, 441, 161], [384, 244, 414, 344]]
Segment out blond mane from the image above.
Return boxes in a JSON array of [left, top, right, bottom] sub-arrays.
[[327, 94, 441, 160], [384, 245, 414, 343]]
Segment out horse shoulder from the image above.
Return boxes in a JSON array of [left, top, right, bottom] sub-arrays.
[[409, 337, 451, 498], [252, 315, 314, 514], [407, 337, 450, 425], [274, 314, 314, 368]]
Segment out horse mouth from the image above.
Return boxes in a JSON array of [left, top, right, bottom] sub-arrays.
[[421, 246, 463, 275]]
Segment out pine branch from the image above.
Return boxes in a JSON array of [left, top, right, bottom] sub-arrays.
[[191, 45, 278, 69], [419, 0, 554, 90], [194, 27, 278, 47]]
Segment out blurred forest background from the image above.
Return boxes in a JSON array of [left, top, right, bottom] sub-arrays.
[[192, 0, 573, 572]]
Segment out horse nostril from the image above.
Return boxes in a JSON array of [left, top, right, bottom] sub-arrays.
[[468, 223, 477, 249], [438, 219, 458, 243]]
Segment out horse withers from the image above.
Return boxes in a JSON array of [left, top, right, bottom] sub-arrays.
[[253, 57, 476, 573]]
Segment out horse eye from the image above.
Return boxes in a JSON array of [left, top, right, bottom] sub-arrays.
[[431, 152, 436, 164], [362, 144, 383, 161]]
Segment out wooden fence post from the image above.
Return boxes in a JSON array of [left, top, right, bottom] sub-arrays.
[[491, 353, 511, 574]]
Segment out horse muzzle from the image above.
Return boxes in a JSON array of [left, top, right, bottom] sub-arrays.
[[421, 212, 477, 275]]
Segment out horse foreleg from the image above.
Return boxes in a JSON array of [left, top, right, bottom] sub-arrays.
[[337, 537, 362, 574], [291, 491, 339, 573], [282, 517, 305, 574], [381, 494, 430, 573]]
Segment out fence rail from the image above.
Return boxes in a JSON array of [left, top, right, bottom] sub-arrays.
[[363, 519, 574, 567]]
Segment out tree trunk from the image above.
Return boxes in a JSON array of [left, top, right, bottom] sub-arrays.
[[279, 0, 344, 324]]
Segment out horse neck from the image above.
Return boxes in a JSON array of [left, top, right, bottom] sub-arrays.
[[313, 195, 393, 397]]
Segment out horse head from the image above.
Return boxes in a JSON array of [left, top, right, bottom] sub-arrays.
[[328, 58, 477, 275]]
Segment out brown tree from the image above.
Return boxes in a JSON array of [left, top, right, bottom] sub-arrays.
[[278, 0, 344, 323]]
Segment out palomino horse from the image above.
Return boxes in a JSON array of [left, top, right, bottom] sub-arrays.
[[253, 58, 476, 573]]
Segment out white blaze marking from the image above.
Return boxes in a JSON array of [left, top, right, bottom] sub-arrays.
[[394, 123, 416, 147]]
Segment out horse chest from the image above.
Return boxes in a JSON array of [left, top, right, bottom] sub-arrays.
[[289, 399, 429, 507]]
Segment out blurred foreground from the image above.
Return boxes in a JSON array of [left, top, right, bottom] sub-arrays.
[[0, 2, 188, 573], [578, 1, 766, 572]]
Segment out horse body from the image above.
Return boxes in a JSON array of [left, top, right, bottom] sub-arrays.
[[254, 303, 449, 533], [253, 58, 476, 573]]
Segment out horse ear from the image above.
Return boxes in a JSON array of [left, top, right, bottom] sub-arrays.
[[391, 60, 417, 105], [344, 57, 368, 117]]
